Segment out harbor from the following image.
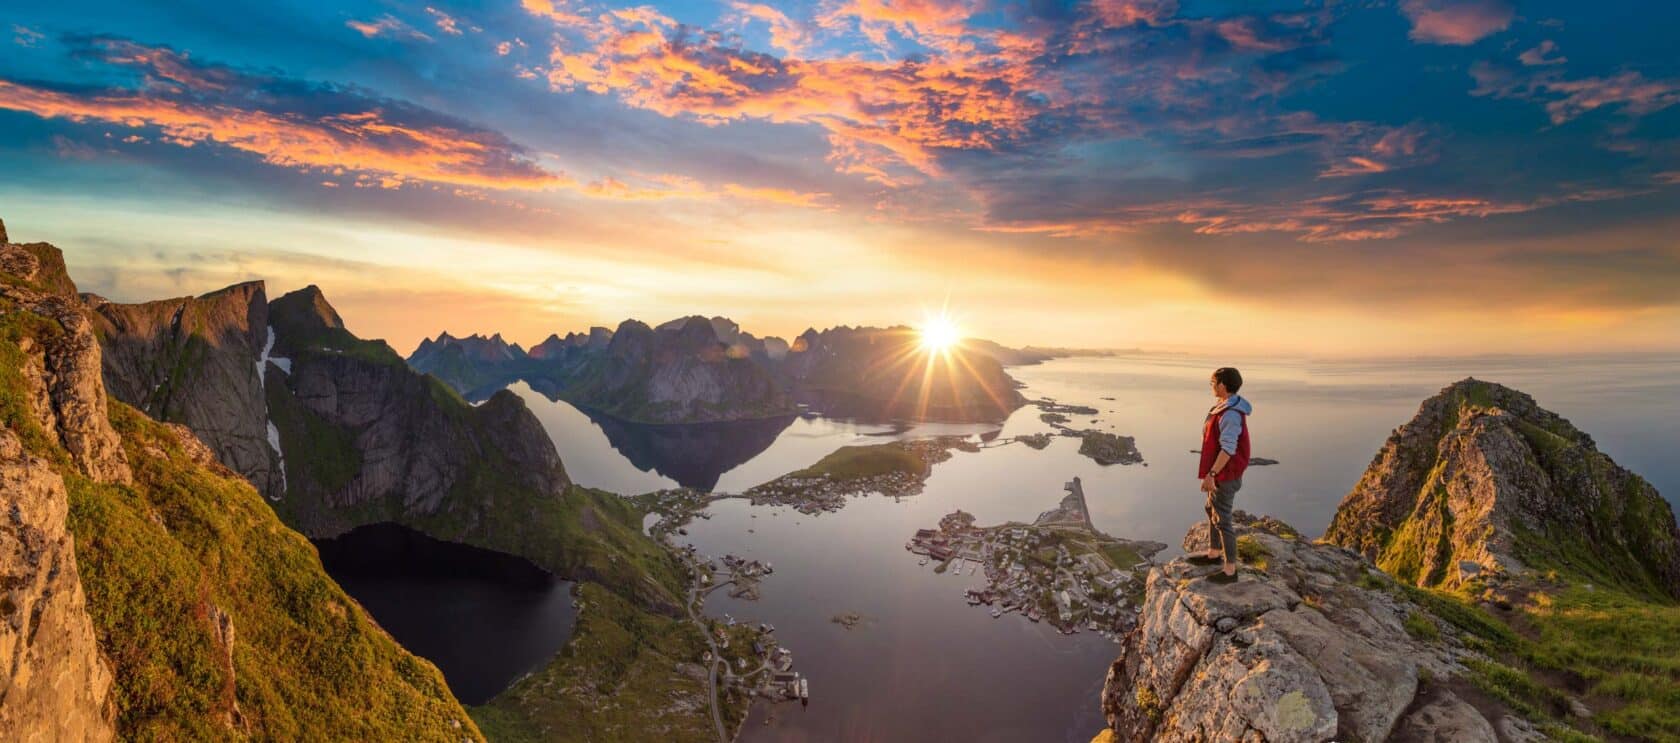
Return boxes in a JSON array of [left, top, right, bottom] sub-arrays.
[[905, 477, 1165, 638]]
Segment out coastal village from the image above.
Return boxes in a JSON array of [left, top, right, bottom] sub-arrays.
[[907, 477, 1165, 639]]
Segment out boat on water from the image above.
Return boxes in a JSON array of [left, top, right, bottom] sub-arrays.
[[918, 557, 929, 566], [991, 607, 1003, 618]]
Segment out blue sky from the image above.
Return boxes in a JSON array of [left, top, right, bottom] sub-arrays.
[[2, 0, 1677, 355]]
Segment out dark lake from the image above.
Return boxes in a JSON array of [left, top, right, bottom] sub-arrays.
[[314, 523, 578, 705]]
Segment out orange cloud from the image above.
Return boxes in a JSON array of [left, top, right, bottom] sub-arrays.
[[0, 79, 562, 190], [731, 2, 811, 55], [535, 5, 1043, 184]]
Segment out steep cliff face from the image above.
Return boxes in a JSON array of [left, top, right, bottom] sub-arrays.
[[0, 427, 113, 742], [86, 282, 283, 498], [0, 238, 120, 739], [1324, 379, 1680, 599], [263, 287, 570, 530], [781, 325, 1026, 422], [1, 238, 480, 741], [1098, 516, 1517, 743]]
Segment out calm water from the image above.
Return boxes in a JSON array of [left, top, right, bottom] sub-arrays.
[[498, 354, 1676, 736], [315, 523, 578, 705]]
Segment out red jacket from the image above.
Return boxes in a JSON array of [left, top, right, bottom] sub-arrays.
[[1198, 404, 1250, 482]]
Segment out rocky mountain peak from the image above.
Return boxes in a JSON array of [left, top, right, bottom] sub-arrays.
[[0, 216, 8, 244], [1325, 378, 1680, 599], [269, 285, 344, 335]]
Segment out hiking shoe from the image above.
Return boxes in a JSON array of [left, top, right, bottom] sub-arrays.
[[1204, 571, 1239, 585], [1185, 554, 1222, 566]]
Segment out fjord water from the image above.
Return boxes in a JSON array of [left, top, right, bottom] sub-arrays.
[[506, 355, 1674, 739]]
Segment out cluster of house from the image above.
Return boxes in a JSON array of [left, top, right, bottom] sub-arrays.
[[705, 620, 809, 706], [907, 516, 1143, 639], [745, 469, 926, 515]]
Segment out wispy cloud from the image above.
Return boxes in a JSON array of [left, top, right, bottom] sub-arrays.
[[0, 37, 557, 189], [346, 15, 432, 42], [1473, 61, 1680, 125]]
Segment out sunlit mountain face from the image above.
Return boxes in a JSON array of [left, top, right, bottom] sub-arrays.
[[2, 0, 1678, 357]]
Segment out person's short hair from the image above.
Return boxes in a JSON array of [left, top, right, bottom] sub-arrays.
[[1213, 367, 1243, 394]]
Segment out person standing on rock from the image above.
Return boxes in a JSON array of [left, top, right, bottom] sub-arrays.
[[1190, 367, 1251, 584]]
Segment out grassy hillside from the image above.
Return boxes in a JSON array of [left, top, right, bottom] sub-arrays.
[[2, 298, 482, 741], [790, 442, 926, 479]]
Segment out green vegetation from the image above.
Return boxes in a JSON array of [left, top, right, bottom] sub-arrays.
[[1235, 535, 1270, 571], [1101, 542, 1144, 569], [470, 583, 729, 743], [264, 378, 361, 498], [1402, 610, 1440, 642], [1392, 583, 1518, 653], [1380, 571, 1680, 739], [413, 482, 685, 609], [60, 403, 480, 741], [1376, 477, 1455, 587], [1520, 587, 1680, 739], [790, 442, 924, 480], [0, 298, 69, 468]]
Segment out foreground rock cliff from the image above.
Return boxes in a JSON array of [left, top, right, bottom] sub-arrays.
[[1099, 516, 1516, 742], [1096, 380, 1680, 742], [1, 236, 481, 740]]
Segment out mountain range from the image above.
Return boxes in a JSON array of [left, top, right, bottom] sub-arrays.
[[408, 318, 1031, 424]]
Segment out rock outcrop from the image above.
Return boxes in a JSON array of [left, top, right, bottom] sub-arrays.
[[1, 244, 131, 485], [0, 427, 115, 743], [1099, 516, 1510, 743], [1324, 379, 1680, 598], [86, 282, 282, 498]]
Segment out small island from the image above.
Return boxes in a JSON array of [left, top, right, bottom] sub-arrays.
[[741, 438, 975, 514], [906, 477, 1165, 638], [1032, 399, 1145, 466]]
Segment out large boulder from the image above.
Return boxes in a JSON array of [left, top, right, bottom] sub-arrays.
[[1099, 516, 1493, 743]]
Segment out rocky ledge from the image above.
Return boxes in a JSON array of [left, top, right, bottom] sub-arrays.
[[1098, 514, 1524, 743]]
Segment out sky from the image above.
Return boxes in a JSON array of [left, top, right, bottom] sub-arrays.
[[1, 0, 1677, 357]]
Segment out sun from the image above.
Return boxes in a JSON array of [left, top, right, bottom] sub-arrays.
[[918, 311, 962, 353]]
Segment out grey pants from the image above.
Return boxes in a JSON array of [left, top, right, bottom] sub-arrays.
[[1204, 478, 1242, 564]]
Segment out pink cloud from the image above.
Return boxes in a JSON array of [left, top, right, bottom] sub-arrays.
[[1400, 0, 1512, 45], [1519, 40, 1566, 66], [347, 15, 431, 42], [1473, 62, 1680, 124]]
